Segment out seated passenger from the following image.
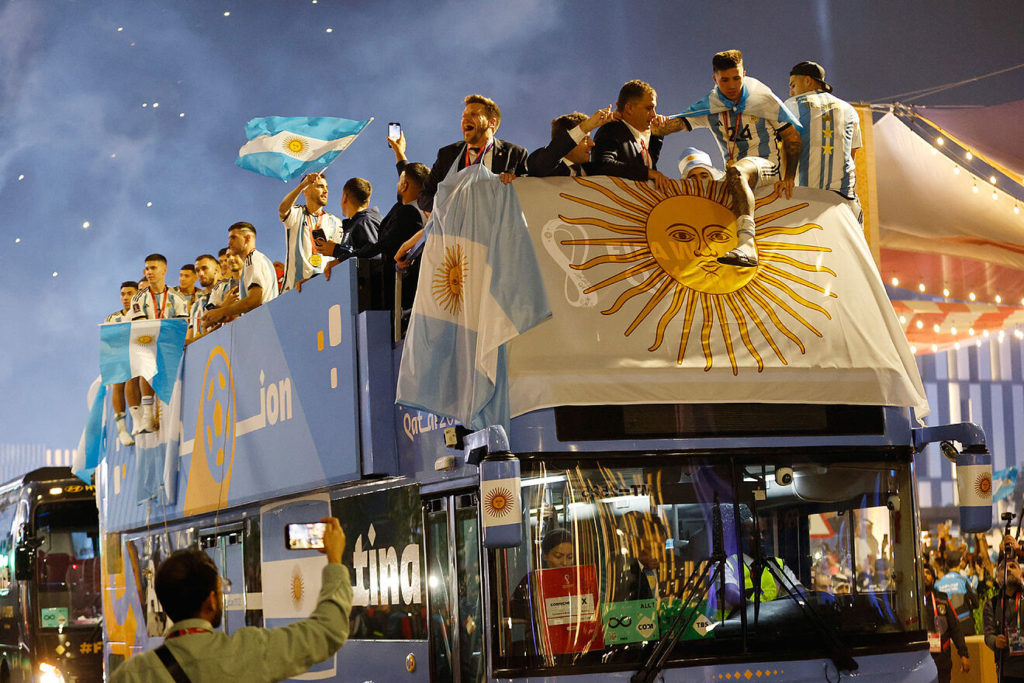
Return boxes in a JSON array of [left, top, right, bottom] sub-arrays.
[[525, 107, 613, 178], [591, 80, 681, 194], [614, 512, 669, 601]]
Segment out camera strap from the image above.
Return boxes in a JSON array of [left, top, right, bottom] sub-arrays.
[[155, 644, 193, 683]]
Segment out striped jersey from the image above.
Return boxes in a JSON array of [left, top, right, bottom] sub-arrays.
[[104, 310, 129, 324], [240, 248, 279, 304], [282, 205, 344, 291], [188, 290, 212, 336], [784, 91, 861, 198], [128, 287, 189, 320]]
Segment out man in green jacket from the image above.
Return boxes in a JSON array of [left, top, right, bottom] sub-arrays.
[[112, 517, 352, 683]]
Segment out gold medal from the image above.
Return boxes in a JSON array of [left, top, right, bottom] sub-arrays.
[[310, 254, 322, 267]]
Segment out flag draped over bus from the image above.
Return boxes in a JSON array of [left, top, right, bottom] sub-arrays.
[[396, 165, 551, 430], [99, 319, 187, 403], [505, 177, 929, 419]]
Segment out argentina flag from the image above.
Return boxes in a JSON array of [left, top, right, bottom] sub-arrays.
[[671, 76, 799, 129], [994, 466, 1018, 502], [396, 165, 551, 430], [72, 375, 107, 483], [235, 116, 372, 182], [99, 319, 187, 403]]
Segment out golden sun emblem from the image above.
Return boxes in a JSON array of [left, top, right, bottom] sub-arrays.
[[484, 486, 515, 518], [290, 565, 305, 609], [432, 243, 468, 315], [284, 136, 307, 154], [975, 473, 993, 497], [136, 335, 154, 344], [560, 177, 836, 374]]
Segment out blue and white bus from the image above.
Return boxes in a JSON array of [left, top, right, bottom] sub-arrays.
[[94, 176, 991, 682]]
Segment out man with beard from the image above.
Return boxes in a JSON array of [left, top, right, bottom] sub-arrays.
[[186, 254, 222, 343], [923, 562, 970, 683], [278, 172, 344, 291], [110, 517, 352, 683]]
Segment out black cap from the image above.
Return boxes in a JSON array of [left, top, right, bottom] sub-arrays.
[[790, 61, 833, 93]]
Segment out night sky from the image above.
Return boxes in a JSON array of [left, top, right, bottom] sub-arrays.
[[1, 0, 1022, 450]]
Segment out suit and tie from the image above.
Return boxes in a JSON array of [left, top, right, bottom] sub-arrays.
[[410, 137, 529, 212], [526, 127, 592, 178], [591, 120, 663, 181]]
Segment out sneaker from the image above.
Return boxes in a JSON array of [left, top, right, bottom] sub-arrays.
[[116, 421, 135, 447], [129, 406, 144, 435]]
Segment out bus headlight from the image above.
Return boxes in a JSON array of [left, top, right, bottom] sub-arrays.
[[38, 662, 66, 683]]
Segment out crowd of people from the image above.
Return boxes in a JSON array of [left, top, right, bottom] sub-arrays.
[[100, 49, 860, 442]]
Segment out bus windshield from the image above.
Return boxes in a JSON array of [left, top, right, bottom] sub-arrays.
[[34, 501, 102, 627], [490, 453, 919, 673]]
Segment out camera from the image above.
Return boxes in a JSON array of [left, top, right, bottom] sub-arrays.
[[775, 467, 794, 486], [886, 494, 901, 512]]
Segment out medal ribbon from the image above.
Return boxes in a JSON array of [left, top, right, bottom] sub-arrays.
[[464, 140, 493, 168], [165, 627, 212, 639], [149, 288, 168, 320], [305, 209, 324, 266], [725, 111, 743, 163]]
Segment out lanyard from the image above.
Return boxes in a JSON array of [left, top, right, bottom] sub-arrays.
[[725, 111, 743, 163], [464, 140, 493, 168], [149, 288, 168, 319], [165, 627, 211, 639], [639, 138, 651, 168], [305, 209, 324, 240]]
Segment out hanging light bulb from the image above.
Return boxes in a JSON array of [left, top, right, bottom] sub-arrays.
[[951, 326, 958, 335], [918, 283, 926, 292], [969, 292, 977, 301], [996, 295, 1002, 304], [933, 324, 941, 333], [899, 315, 907, 325], [972, 185, 979, 193], [943, 288, 950, 297], [891, 277, 900, 286], [966, 151, 973, 160], [990, 175, 998, 184], [954, 166, 960, 175], [931, 344, 938, 352], [915, 320, 924, 329]]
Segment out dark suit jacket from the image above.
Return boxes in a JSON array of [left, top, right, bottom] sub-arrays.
[[526, 128, 593, 177], [332, 207, 382, 256], [351, 202, 424, 311], [412, 138, 529, 212], [591, 120, 663, 181]]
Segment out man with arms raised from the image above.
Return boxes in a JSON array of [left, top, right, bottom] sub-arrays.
[[126, 254, 190, 434], [111, 517, 352, 682], [591, 80, 681, 194], [785, 61, 862, 210], [675, 50, 802, 268], [104, 280, 139, 446], [204, 223, 278, 328], [413, 94, 528, 212], [526, 106, 614, 177], [278, 172, 344, 291]]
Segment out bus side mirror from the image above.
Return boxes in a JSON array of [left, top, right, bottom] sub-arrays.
[[14, 543, 34, 581]]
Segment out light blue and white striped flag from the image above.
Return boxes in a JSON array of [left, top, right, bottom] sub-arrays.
[[73, 375, 107, 483], [235, 116, 372, 181], [99, 319, 187, 403], [396, 165, 551, 430], [994, 466, 1018, 502], [671, 76, 799, 128]]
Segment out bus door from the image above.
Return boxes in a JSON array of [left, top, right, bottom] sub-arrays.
[[199, 525, 247, 635], [423, 492, 483, 683]]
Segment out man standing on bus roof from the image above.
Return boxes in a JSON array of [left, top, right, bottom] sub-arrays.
[[923, 563, 970, 683], [673, 50, 803, 268], [784, 61, 862, 210], [110, 517, 352, 683], [104, 280, 139, 446]]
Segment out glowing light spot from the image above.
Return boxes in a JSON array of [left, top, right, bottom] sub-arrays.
[[918, 283, 926, 292], [942, 288, 950, 297], [152, 102, 159, 108], [890, 277, 899, 286], [968, 328, 976, 336], [931, 148, 938, 155], [932, 324, 940, 333], [179, 112, 185, 117], [111, 153, 117, 158], [965, 151, 973, 160], [82, 221, 90, 229], [951, 327, 958, 335], [969, 292, 976, 301], [1015, 205, 1021, 214], [996, 295, 1002, 304], [146, 201, 153, 207], [117, 26, 124, 31], [983, 329, 990, 338], [991, 175, 998, 184], [953, 166, 960, 175], [325, 27, 333, 33], [993, 191, 999, 200], [972, 185, 979, 193], [931, 344, 938, 352], [910, 345, 917, 354], [14, 238, 21, 244], [954, 342, 961, 349], [52, 271, 58, 277], [223, 10, 231, 16], [915, 320, 923, 329], [899, 316, 907, 325], [17, 174, 24, 181], [142, 103, 148, 108]]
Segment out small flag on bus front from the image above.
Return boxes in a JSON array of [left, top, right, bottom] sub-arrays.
[[480, 455, 522, 548]]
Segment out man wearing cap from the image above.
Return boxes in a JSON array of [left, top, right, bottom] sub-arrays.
[[785, 61, 862, 208], [678, 147, 725, 183]]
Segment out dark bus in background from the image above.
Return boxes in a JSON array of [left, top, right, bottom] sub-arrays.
[[0, 467, 101, 683]]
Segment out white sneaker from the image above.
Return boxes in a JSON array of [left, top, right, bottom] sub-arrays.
[[116, 420, 135, 447], [129, 406, 144, 435], [138, 405, 157, 434]]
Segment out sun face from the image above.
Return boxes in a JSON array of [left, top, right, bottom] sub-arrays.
[[558, 177, 837, 374], [975, 473, 992, 497], [284, 136, 306, 154], [432, 244, 468, 315], [484, 486, 515, 518]]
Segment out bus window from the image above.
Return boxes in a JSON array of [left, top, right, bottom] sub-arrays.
[[34, 501, 101, 626], [491, 455, 920, 674]]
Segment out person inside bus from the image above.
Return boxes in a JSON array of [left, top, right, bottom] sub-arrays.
[[615, 512, 669, 602], [508, 528, 576, 658], [110, 517, 352, 683]]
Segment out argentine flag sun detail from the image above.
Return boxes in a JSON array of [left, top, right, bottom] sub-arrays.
[[559, 177, 834, 373]]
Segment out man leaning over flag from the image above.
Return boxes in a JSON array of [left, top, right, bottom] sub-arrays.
[[203, 222, 279, 328], [126, 254, 190, 435]]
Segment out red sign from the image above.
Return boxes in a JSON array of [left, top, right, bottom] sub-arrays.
[[535, 564, 604, 655]]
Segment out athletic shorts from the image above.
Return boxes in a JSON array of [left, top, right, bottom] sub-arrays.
[[736, 156, 779, 188]]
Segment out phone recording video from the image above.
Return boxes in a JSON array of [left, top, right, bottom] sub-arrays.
[[388, 122, 402, 143], [285, 522, 326, 550]]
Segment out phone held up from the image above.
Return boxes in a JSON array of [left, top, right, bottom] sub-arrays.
[[285, 522, 327, 550], [388, 122, 402, 145], [311, 228, 327, 243]]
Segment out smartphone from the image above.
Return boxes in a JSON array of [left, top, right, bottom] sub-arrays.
[[285, 522, 326, 550], [311, 228, 327, 243], [388, 122, 402, 143]]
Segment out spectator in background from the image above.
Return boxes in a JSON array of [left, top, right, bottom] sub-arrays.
[[104, 280, 139, 446], [985, 556, 1024, 681], [186, 254, 222, 343], [412, 94, 529, 212], [277, 172, 344, 291], [175, 264, 199, 311], [217, 247, 231, 279], [525, 106, 614, 178], [315, 178, 381, 259], [678, 147, 725, 183], [274, 262, 285, 293], [203, 223, 278, 328], [591, 80, 681, 194], [126, 254, 190, 435]]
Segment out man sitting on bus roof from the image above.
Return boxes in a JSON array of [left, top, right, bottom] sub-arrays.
[[110, 517, 352, 683]]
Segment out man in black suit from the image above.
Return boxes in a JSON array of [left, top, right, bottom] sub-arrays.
[[592, 80, 682, 194], [412, 94, 528, 212], [526, 106, 614, 177]]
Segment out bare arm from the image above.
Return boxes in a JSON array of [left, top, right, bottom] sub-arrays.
[[775, 125, 803, 199], [203, 286, 262, 325], [279, 174, 316, 222]]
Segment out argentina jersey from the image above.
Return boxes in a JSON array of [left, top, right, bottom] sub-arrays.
[[129, 288, 189, 320], [241, 248, 279, 304], [687, 112, 786, 167], [785, 91, 861, 199], [282, 205, 344, 291]]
